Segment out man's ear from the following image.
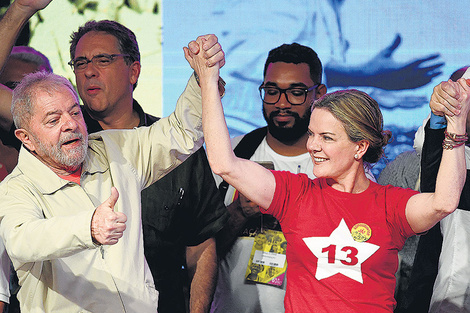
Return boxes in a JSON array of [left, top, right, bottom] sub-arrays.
[[129, 61, 141, 86], [316, 84, 327, 98], [15, 128, 35, 152]]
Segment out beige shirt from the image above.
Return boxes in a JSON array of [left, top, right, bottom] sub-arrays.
[[0, 75, 202, 313]]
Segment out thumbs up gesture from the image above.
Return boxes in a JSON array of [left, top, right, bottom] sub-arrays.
[[91, 187, 127, 245]]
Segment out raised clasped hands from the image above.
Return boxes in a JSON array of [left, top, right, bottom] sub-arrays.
[[430, 78, 470, 117], [91, 187, 127, 245], [184, 35, 222, 86], [187, 34, 225, 68]]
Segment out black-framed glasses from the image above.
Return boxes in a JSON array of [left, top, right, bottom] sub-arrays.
[[68, 53, 130, 72], [259, 85, 318, 105]]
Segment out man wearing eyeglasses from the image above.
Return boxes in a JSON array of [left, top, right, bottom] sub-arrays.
[[0, 1, 227, 312], [211, 43, 326, 313], [68, 20, 227, 313]]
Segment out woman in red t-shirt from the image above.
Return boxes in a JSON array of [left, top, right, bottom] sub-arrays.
[[184, 38, 470, 312]]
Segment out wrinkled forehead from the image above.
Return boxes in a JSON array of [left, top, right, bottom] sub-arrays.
[[75, 31, 121, 58], [31, 85, 79, 114]]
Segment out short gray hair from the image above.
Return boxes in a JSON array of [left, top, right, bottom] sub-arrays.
[[12, 72, 79, 129], [10, 46, 53, 73]]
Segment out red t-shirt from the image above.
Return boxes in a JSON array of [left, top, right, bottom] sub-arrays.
[[57, 167, 82, 185], [264, 171, 418, 313], [0, 163, 8, 181]]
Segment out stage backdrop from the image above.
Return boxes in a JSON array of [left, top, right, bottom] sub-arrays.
[[5, 0, 469, 176], [163, 0, 470, 175]]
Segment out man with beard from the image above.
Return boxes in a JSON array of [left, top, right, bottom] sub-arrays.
[[0, 70, 205, 312], [210, 43, 326, 313], [0, 1, 227, 312]]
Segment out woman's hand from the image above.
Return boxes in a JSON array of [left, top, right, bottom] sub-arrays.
[[183, 37, 220, 87]]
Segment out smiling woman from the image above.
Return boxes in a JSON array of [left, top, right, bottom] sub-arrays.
[[185, 37, 470, 312], [313, 90, 391, 164], [306, 90, 393, 198]]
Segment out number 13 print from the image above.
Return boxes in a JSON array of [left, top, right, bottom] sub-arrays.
[[322, 245, 359, 266]]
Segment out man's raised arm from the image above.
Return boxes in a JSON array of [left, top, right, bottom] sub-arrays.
[[0, 0, 51, 131]]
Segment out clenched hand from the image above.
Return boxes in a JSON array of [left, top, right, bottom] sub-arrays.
[[91, 187, 127, 245]]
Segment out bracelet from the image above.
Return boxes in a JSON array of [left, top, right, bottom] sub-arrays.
[[442, 139, 466, 150], [444, 130, 468, 142], [442, 130, 468, 150]]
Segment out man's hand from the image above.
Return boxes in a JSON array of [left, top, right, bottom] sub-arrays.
[[13, 0, 52, 16], [91, 187, 127, 245], [187, 34, 225, 68], [447, 78, 470, 125], [429, 79, 470, 117], [456, 79, 470, 123], [184, 38, 220, 87]]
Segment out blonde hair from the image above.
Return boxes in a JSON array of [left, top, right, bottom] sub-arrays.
[[313, 89, 391, 163]]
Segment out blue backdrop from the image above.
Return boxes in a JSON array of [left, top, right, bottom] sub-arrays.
[[162, 0, 470, 176]]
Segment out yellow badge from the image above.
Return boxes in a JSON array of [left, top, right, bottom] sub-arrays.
[[351, 223, 372, 242]]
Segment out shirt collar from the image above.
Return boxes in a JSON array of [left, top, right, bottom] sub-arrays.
[[16, 140, 109, 194], [81, 99, 159, 133], [16, 147, 73, 194]]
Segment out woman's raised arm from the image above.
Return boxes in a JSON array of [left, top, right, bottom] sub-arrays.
[[183, 38, 276, 210], [406, 78, 470, 233]]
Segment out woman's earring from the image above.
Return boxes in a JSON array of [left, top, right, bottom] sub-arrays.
[[354, 154, 359, 160]]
